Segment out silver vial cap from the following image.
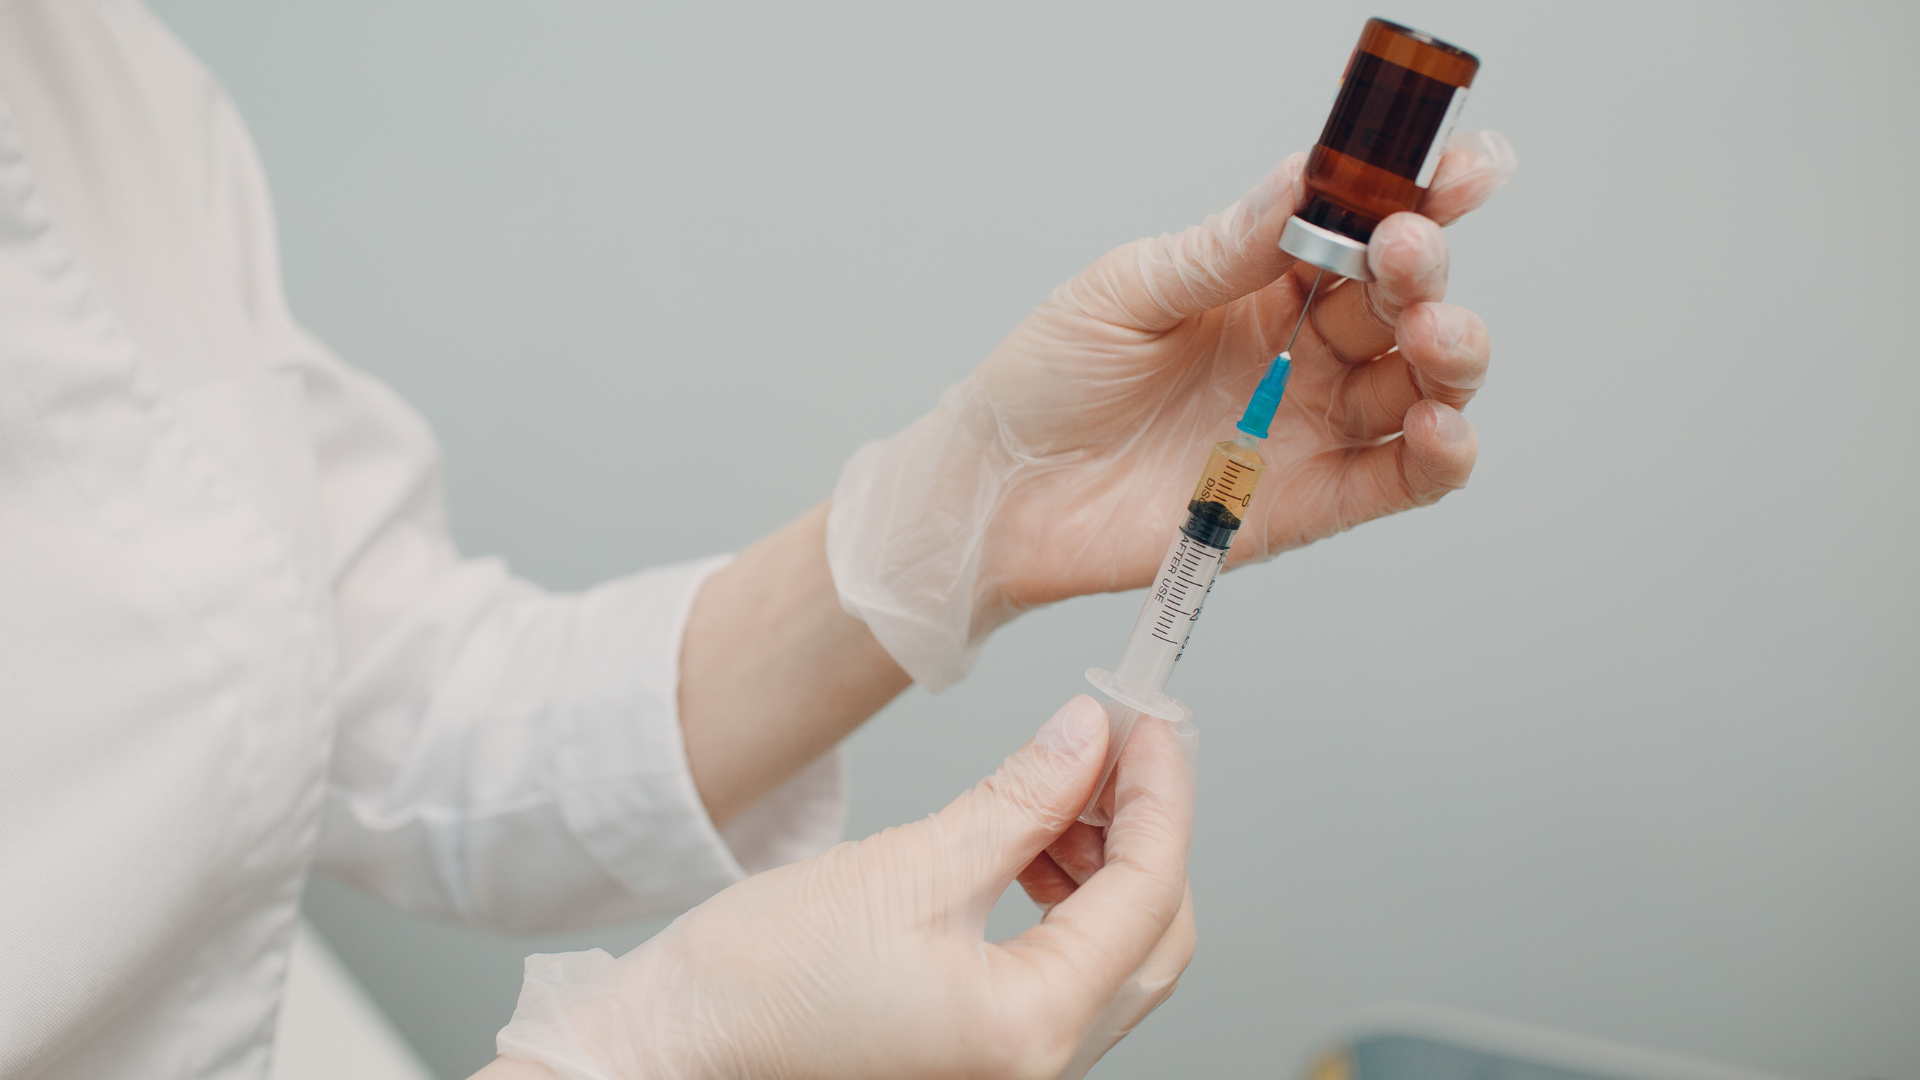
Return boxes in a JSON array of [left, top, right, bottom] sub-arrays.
[[1279, 215, 1374, 282]]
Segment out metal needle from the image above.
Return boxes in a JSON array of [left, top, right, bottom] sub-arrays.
[[1282, 268, 1324, 356]]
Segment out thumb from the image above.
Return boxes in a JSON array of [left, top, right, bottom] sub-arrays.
[[1417, 129, 1518, 226], [1059, 152, 1306, 333], [928, 695, 1109, 901]]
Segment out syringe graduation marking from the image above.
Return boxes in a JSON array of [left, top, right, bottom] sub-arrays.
[[1197, 458, 1255, 509], [1148, 534, 1226, 648]]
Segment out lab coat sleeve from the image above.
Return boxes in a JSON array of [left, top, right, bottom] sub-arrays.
[[297, 336, 848, 931]]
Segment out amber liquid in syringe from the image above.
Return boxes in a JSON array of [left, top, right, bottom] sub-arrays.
[[1183, 438, 1265, 545]]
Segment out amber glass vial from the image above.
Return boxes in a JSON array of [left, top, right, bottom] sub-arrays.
[[1279, 18, 1479, 281]]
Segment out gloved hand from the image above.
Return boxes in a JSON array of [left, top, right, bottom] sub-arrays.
[[828, 132, 1518, 689], [488, 695, 1195, 1080]]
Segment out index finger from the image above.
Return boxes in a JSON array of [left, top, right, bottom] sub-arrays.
[[997, 715, 1194, 1025], [1054, 153, 1307, 333]]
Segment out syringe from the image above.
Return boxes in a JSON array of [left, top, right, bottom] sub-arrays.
[[1079, 270, 1322, 825]]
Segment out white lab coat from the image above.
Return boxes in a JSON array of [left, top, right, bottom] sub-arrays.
[[0, 2, 846, 1076]]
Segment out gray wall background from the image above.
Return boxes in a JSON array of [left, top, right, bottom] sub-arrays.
[[146, 2, 1920, 1078]]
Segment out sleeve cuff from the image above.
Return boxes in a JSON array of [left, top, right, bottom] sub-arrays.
[[551, 555, 849, 915]]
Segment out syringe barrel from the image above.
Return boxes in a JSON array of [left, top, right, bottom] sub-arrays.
[[1081, 437, 1264, 827], [1082, 529, 1231, 826], [1114, 530, 1229, 694]]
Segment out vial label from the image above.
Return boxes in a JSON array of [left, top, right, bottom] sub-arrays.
[[1414, 86, 1470, 188], [1317, 50, 1461, 183]]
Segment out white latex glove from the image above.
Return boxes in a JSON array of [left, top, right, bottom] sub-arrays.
[[829, 131, 1518, 688], [489, 695, 1195, 1080]]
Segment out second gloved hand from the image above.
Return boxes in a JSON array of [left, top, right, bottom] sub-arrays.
[[829, 132, 1517, 689], [490, 695, 1196, 1080]]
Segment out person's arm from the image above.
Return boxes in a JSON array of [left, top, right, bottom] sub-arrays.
[[300, 324, 858, 929], [677, 502, 909, 827]]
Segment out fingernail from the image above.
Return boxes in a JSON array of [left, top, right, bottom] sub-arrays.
[[1036, 695, 1104, 758], [1430, 403, 1469, 445], [1444, 130, 1519, 191], [1436, 305, 1470, 351], [1474, 130, 1520, 179]]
